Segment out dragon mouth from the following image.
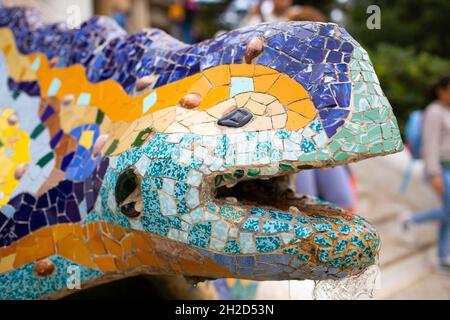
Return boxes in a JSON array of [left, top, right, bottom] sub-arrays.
[[216, 174, 297, 211], [214, 172, 344, 216]]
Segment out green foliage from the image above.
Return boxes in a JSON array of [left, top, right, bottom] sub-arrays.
[[342, 0, 450, 130], [368, 44, 450, 130], [195, 1, 230, 40], [344, 0, 450, 59]]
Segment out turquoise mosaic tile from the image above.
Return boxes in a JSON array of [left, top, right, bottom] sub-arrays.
[[255, 236, 281, 252]]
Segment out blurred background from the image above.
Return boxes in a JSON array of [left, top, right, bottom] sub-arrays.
[[2, 0, 450, 299]]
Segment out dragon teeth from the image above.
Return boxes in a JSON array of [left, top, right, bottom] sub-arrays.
[[225, 197, 238, 204]]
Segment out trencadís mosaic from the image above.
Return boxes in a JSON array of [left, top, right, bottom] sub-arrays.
[[0, 6, 402, 299]]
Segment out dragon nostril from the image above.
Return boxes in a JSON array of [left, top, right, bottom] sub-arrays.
[[217, 108, 253, 128], [115, 169, 139, 204]]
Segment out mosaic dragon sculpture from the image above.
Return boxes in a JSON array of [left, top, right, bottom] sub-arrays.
[[0, 6, 403, 299]]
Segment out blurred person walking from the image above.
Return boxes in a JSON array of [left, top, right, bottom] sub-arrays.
[[401, 75, 450, 271], [241, 0, 327, 26], [169, 0, 200, 44], [241, 0, 293, 25]]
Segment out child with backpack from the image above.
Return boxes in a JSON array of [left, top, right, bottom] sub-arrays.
[[401, 75, 450, 271]]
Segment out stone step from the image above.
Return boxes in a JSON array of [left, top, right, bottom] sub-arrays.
[[383, 270, 450, 299], [372, 217, 437, 299], [375, 214, 436, 266], [374, 245, 435, 299]]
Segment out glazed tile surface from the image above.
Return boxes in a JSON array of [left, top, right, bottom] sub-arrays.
[[0, 6, 403, 299]]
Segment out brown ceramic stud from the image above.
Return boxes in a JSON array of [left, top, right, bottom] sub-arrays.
[[62, 94, 75, 107], [34, 259, 56, 277], [14, 163, 29, 180], [136, 75, 155, 91], [179, 93, 202, 109], [7, 113, 18, 126], [93, 134, 109, 157], [49, 57, 59, 68], [244, 37, 264, 64]]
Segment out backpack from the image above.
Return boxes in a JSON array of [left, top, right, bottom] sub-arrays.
[[404, 110, 424, 160], [400, 110, 424, 193]]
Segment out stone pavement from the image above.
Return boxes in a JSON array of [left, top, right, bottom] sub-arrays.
[[387, 271, 450, 299]]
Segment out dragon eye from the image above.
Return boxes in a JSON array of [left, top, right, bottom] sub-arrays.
[[115, 168, 141, 218]]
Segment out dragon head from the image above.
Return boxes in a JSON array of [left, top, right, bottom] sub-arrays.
[[100, 23, 401, 282], [0, 7, 402, 299]]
